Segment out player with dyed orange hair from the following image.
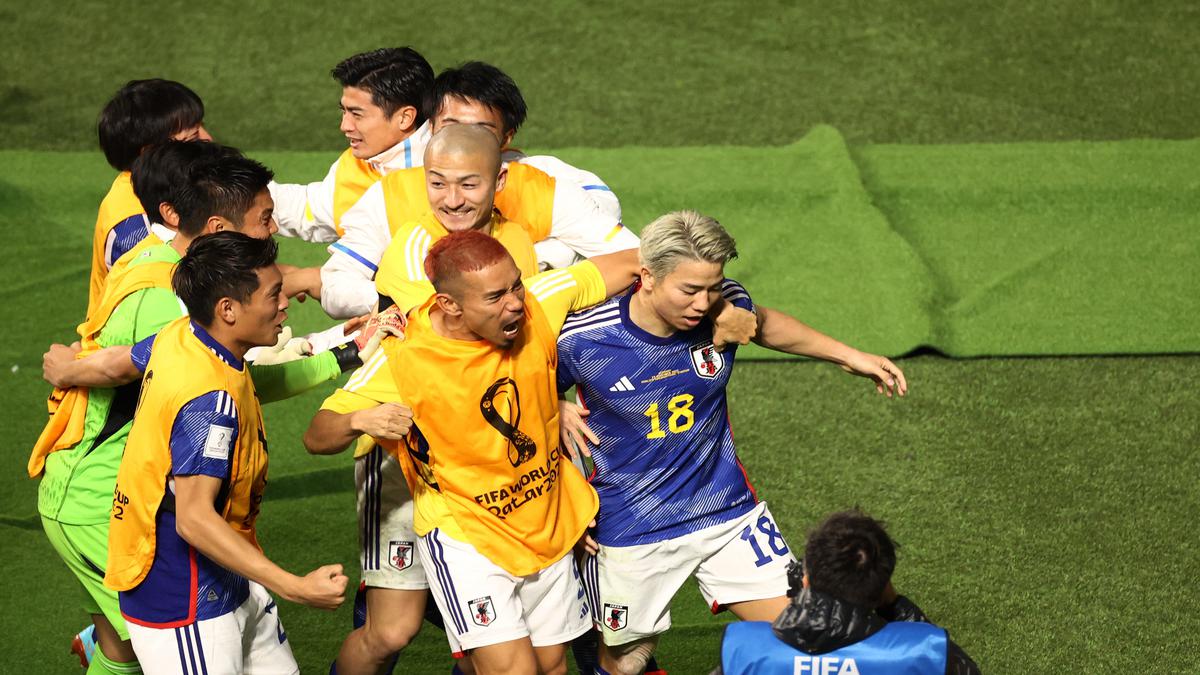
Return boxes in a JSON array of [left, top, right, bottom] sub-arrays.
[[305, 230, 642, 674]]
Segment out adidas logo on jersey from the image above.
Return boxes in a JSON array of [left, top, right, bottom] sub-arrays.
[[609, 376, 636, 392]]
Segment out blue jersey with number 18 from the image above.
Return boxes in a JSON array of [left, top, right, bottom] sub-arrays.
[[556, 280, 758, 547]]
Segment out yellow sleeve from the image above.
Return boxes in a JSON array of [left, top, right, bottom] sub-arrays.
[[319, 348, 402, 414], [527, 261, 606, 334], [375, 223, 436, 312]]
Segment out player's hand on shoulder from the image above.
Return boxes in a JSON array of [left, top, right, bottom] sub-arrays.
[[350, 402, 413, 440], [840, 350, 907, 398], [43, 341, 82, 387], [288, 563, 348, 610], [559, 399, 599, 459], [712, 303, 758, 352]]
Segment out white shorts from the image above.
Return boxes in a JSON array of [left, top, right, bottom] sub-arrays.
[[418, 528, 592, 653], [126, 581, 297, 675], [356, 443, 428, 590], [585, 500, 794, 646]]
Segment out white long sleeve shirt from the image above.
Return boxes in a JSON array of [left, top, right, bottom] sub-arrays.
[[268, 122, 433, 243], [319, 152, 639, 319]]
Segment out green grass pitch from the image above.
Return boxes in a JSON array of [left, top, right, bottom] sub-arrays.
[[2, 2, 1199, 673]]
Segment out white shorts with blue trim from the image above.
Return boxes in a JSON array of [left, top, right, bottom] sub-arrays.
[[583, 500, 795, 646], [126, 581, 297, 675], [355, 444, 429, 590], [417, 528, 592, 653]]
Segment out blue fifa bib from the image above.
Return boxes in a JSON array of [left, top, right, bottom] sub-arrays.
[[721, 621, 947, 675]]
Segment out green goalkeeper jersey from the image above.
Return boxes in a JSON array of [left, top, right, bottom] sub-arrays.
[[38, 243, 341, 524]]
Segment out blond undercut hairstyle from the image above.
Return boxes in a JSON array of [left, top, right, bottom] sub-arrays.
[[639, 210, 738, 279]]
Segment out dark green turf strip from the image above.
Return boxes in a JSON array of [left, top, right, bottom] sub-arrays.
[[2, 1, 1198, 151]]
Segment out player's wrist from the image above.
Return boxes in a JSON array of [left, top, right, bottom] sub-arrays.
[[347, 409, 370, 436], [271, 571, 304, 605]]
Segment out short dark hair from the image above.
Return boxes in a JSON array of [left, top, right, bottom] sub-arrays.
[[433, 62, 527, 136], [130, 141, 240, 225], [98, 79, 205, 172], [332, 47, 434, 124], [174, 232, 278, 325], [803, 510, 898, 608], [173, 152, 273, 236]]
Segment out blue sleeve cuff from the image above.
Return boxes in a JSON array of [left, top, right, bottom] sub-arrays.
[[721, 278, 754, 313], [130, 334, 156, 373], [170, 391, 239, 479]]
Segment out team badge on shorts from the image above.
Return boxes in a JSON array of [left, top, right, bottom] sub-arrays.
[[603, 603, 628, 631], [469, 596, 496, 626], [388, 541, 413, 571], [690, 342, 724, 379]]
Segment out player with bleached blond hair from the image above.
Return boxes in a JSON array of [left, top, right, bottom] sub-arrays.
[[556, 210, 908, 675]]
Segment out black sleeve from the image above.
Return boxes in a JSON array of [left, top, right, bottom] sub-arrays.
[[877, 594, 931, 623], [946, 638, 981, 675]]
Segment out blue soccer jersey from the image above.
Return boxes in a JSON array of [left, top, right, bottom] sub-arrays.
[[557, 280, 757, 547], [120, 328, 250, 627]]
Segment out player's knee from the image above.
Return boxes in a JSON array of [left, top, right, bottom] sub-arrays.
[[362, 617, 419, 654], [611, 638, 657, 675]]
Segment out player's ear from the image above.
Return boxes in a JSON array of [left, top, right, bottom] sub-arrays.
[[160, 203, 180, 228], [434, 292, 462, 317], [215, 297, 237, 326], [495, 165, 507, 193], [205, 216, 226, 235], [391, 105, 418, 133], [638, 267, 656, 292], [501, 128, 515, 150]]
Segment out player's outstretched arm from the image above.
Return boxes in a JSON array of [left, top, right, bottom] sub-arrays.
[[43, 343, 139, 388], [174, 474, 347, 609], [280, 265, 322, 301], [304, 403, 413, 455], [318, 183, 392, 319], [586, 248, 641, 298], [754, 305, 907, 397]]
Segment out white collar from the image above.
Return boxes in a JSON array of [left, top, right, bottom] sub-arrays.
[[149, 221, 177, 242], [367, 121, 432, 174]]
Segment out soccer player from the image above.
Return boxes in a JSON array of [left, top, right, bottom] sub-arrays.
[[32, 144, 370, 675], [96, 233, 350, 674], [555, 211, 908, 675], [319, 61, 638, 319], [89, 79, 210, 319], [304, 231, 643, 675], [269, 47, 435, 244]]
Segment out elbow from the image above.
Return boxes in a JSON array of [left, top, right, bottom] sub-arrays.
[[104, 360, 139, 386], [302, 424, 340, 456], [174, 508, 203, 546], [302, 427, 325, 455]]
